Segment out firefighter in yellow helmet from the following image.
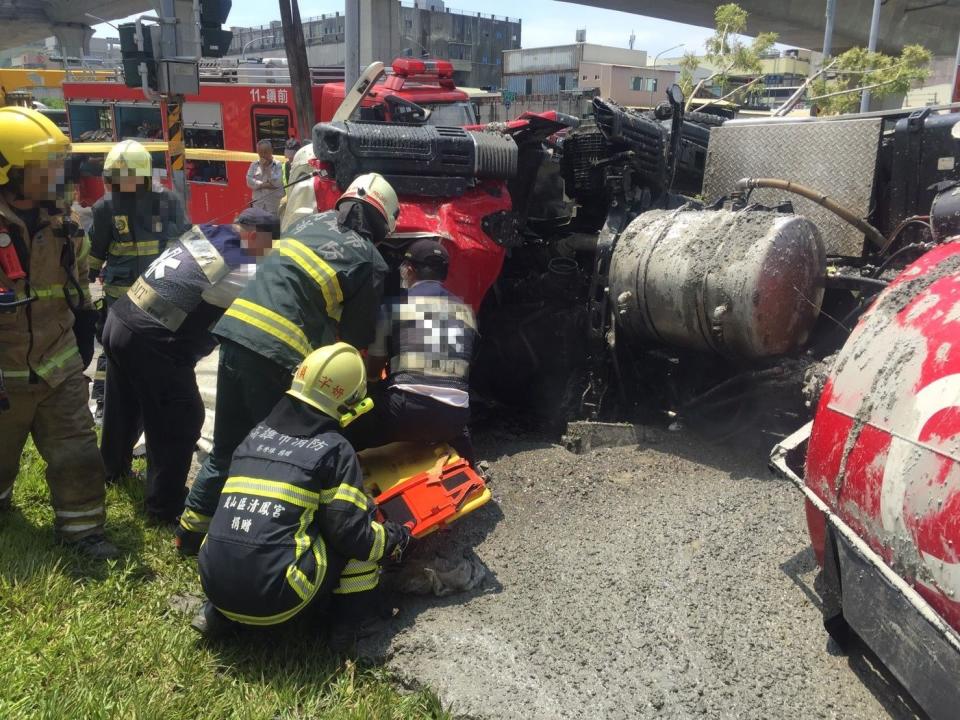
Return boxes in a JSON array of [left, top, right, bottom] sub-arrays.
[[177, 173, 397, 556], [0, 107, 118, 559], [193, 343, 412, 645], [88, 138, 189, 432]]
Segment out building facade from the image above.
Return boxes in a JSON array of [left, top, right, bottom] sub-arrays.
[[227, 1, 520, 89]]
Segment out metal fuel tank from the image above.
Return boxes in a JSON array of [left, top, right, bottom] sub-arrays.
[[609, 207, 826, 359]]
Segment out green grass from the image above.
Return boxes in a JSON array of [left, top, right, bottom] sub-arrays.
[[1, 441, 449, 720]]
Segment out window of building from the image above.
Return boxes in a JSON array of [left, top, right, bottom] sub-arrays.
[[631, 76, 643, 91], [525, 78, 533, 95], [482, 54, 488, 64], [645, 77, 657, 92], [496, 31, 503, 40], [405, 19, 412, 30], [595, 74, 599, 80], [496, 57, 501, 65], [559, 75, 566, 91]]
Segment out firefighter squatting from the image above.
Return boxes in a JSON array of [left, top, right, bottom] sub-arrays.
[[4, 63, 960, 713]]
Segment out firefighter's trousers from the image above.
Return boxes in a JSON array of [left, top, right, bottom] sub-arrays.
[[181, 340, 291, 533], [101, 317, 203, 521], [0, 371, 107, 540]]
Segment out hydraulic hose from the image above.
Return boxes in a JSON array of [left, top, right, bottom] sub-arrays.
[[734, 177, 886, 249]]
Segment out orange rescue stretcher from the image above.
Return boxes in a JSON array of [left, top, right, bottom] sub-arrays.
[[358, 442, 491, 538]]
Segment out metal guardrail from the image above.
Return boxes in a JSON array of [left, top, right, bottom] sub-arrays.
[[197, 62, 343, 86]]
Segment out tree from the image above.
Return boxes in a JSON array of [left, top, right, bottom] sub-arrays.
[[806, 44, 932, 115], [678, 3, 778, 111]]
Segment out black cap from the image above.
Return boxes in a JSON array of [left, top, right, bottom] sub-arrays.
[[235, 207, 280, 234], [403, 238, 449, 267]]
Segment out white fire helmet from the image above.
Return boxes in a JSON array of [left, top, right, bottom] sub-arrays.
[[336, 172, 400, 232]]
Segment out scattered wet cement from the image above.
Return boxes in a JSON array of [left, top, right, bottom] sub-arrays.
[[376, 426, 924, 720]]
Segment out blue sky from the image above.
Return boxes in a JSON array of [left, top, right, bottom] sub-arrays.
[[92, 0, 722, 58]]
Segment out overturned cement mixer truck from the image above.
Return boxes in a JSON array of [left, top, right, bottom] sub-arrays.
[[297, 86, 960, 718], [303, 88, 957, 440]]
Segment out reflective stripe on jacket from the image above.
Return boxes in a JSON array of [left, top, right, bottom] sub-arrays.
[[0, 198, 88, 388], [213, 210, 388, 370]]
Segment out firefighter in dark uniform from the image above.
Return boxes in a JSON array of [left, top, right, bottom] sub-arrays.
[[192, 342, 412, 645], [88, 139, 189, 425], [99, 209, 279, 522], [177, 173, 400, 555], [350, 239, 477, 463]]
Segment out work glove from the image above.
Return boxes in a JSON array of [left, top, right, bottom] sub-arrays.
[[383, 521, 414, 564], [94, 299, 107, 345], [73, 307, 99, 368]]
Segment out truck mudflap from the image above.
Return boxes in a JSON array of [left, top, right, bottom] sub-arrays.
[[771, 422, 960, 720], [358, 442, 491, 538]]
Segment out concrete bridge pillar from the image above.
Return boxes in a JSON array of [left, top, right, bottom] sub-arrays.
[[52, 23, 93, 65]]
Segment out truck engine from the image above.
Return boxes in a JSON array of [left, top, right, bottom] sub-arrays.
[[306, 89, 960, 439]]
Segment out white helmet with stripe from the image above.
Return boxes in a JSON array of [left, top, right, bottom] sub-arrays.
[[336, 172, 400, 232]]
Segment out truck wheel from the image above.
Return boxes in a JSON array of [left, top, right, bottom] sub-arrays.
[[821, 524, 854, 650]]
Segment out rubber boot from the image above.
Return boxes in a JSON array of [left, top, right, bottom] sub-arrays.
[[63, 533, 121, 560], [190, 601, 239, 640]]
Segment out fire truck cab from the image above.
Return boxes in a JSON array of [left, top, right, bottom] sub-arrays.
[[61, 58, 472, 223], [317, 58, 476, 125]]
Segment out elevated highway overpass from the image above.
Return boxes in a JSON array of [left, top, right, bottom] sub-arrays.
[[562, 0, 960, 56], [0, 0, 150, 56]]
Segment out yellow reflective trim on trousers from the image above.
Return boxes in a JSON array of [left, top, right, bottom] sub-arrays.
[[103, 284, 129, 298], [224, 299, 313, 358], [368, 521, 385, 562], [219, 600, 309, 627], [333, 559, 380, 595], [180, 509, 211, 532], [35, 344, 78, 377], [108, 240, 160, 257], [220, 536, 327, 626], [318, 483, 370, 512], [286, 565, 314, 601], [223, 476, 320, 509], [275, 238, 343, 320], [1, 369, 30, 379], [88, 256, 104, 270]]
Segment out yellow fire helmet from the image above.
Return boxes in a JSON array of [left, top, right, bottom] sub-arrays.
[[0, 106, 70, 186], [103, 138, 153, 179], [336, 172, 400, 232], [287, 342, 374, 427]]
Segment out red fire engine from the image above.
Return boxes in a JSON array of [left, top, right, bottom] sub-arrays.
[[62, 58, 475, 222]]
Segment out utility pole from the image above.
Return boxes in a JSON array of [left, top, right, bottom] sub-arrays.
[[860, 0, 882, 113], [278, 0, 314, 143], [821, 0, 836, 63], [158, 0, 188, 205]]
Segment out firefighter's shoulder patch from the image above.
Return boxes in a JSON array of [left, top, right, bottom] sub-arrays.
[[114, 215, 129, 234]]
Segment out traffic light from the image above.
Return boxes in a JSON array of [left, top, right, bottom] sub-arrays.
[[118, 22, 157, 90], [199, 0, 233, 58]]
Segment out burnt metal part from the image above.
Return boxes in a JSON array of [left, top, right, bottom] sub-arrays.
[[592, 98, 666, 190], [702, 117, 882, 255], [885, 110, 960, 241], [930, 183, 960, 242], [481, 210, 523, 248], [313, 121, 518, 190], [609, 207, 827, 359]]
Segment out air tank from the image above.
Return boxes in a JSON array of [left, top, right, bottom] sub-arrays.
[[609, 207, 826, 359]]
